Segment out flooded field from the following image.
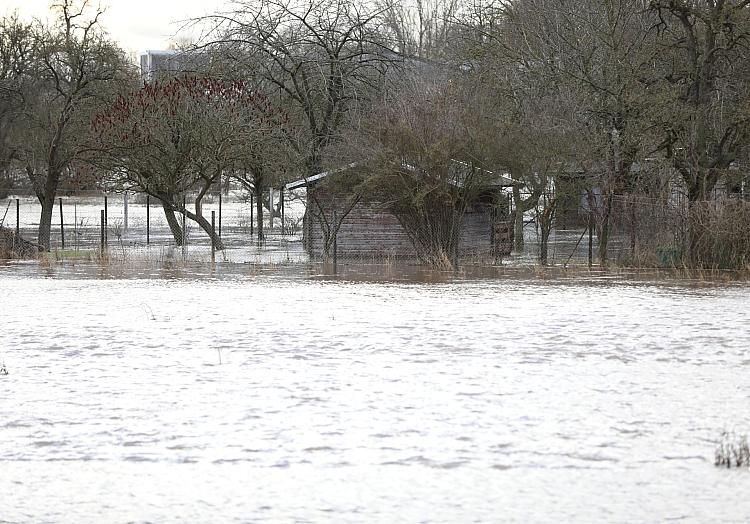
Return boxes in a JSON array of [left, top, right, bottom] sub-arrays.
[[1, 263, 749, 522]]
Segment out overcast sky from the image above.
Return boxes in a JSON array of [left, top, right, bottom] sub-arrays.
[[0, 0, 228, 56]]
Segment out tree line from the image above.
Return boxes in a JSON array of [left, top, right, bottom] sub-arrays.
[[1, 0, 749, 266]]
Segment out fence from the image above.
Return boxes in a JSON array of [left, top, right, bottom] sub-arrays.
[[595, 193, 750, 269], [0, 189, 307, 264], [3, 189, 748, 269]]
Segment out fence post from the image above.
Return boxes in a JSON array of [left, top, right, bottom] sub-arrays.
[[280, 189, 285, 235], [59, 198, 65, 250], [100, 209, 105, 253], [182, 194, 187, 257], [269, 188, 274, 230], [588, 211, 594, 268], [104, 195, 108, 245], [211, 210, 216, 263], [218, 178, 222, 238], [250, 193, 254, 236], [332, 208, 338, 274], [146, 195, 150, 245], [74, 203, 78, 252], [124, 192, 129, 232], [15, 198, 19, 238]]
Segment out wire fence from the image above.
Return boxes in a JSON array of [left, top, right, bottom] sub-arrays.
[[2, 189, 749, 269], [0, 189, 307, 264]]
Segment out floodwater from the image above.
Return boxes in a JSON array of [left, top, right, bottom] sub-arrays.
[[1, 263, 749, 523]]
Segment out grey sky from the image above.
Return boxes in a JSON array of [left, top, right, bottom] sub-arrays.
[[0, 0, 228, 55]]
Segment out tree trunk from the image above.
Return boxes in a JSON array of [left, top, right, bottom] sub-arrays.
[[192, 177, 224, 250], [254, 182, 264, 245], [540, 223, 550, 266], [513, 207, 525, 251], [161, 200, 184, 245], [37, 194, 55, 252], [184, 208, 225, 250], [36, 167, 61, 252]]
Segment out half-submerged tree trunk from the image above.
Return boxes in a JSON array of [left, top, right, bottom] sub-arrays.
[[184, 207, 224, 251], [537, 196, 556, 266], [36, 167, 61, 252], [193, 176, 225, 250], [161, 199, 184, 245], [512, 183, 543, 252]]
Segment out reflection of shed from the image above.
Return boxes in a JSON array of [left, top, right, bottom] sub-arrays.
[[286, 166, 519, 259]]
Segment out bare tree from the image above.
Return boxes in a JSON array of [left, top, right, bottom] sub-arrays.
[[94, 76, 286, 249], [378, 0, 462, 59], [0, 15, 36, 195], [650, 0, 750, 202], [196, 0, 394, 259], [7, 1, 135, 250], [363, 72, 498, 269], [464, 0, 661, 264]]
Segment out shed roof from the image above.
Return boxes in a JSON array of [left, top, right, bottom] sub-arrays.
[[284, 160, 521, 191]]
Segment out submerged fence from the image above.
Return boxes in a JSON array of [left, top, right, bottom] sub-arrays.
[[0, 189, 307, 263], [3, 188, 749, 269]]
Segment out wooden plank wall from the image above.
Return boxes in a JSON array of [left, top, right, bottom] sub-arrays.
[[303, 192, 512, 259]]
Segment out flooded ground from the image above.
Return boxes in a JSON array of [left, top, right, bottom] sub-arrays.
[[1, 263, 749, 522]]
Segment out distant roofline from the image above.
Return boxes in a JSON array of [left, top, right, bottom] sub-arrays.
[[141, 49, 180, 54]]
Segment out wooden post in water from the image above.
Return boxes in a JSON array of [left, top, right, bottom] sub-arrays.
[[146, 195, 150, 245], [211, 211, 216, 263], [100, 209, 105, 253], [59, 198, 65, 249]]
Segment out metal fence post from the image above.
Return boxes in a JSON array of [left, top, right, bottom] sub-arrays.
[[211, 210, 216, 263], [269, 187, 274, 230], [59, 198, 65, 250], [182, 195, 187, 257], [146, 195, 150, 245], [104, 195, 108, 245], [588, 211, 594, 268], [100, 209, 105, 253]]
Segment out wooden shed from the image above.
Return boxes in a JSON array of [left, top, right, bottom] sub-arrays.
[[286, 165, 519, 260]]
